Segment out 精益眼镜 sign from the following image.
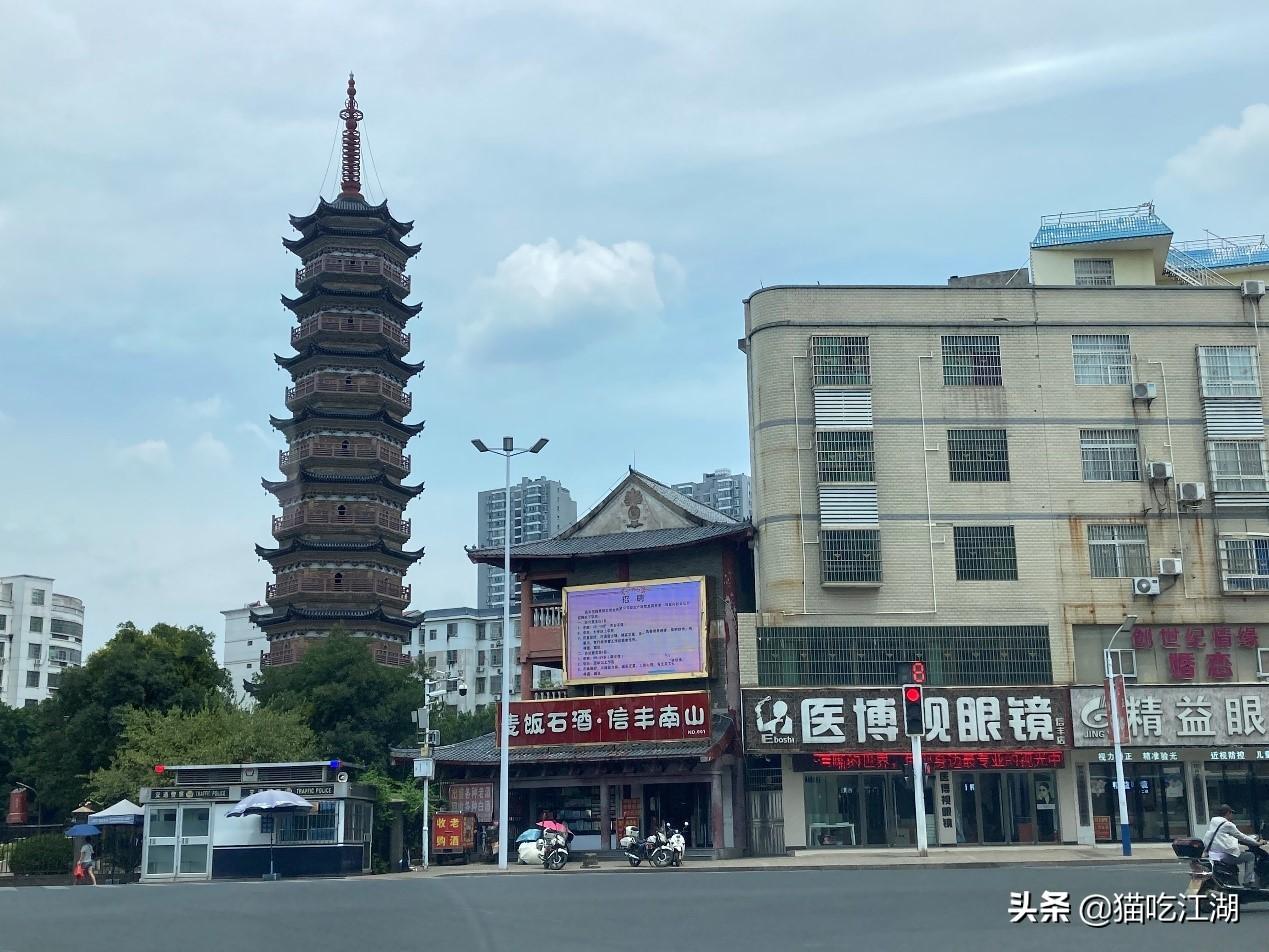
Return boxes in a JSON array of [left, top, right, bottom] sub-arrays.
[[562, 577, 706, 684]]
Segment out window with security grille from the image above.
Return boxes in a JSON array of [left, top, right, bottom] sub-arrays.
[[821, 529, 882, 583], [1072, 334, 1131, 385], [941, 335, 1002, 386], [1087, 524, 1149, 577], [1080, 429, 1140, 481], [1199, 345, 1260, 397], [816, 431, 875, 482], [1073, 258, 1115, 287], [1220, 537, 1269, 591], [811, 336, 870, 386], [953, 526, 1017, 581], [756, 624, 1052, 686], [1208, 440, 1269, 492], [946, 429, 1010, 482]]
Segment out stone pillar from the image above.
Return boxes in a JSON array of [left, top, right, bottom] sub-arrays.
[[599, 781, 611, 851], [710, 772, 724, 855]]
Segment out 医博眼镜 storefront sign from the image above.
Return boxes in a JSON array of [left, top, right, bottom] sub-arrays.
[[1070, 684, 1269, 747], [498, 691, 710, 747], [742, 687, 1070, 753]]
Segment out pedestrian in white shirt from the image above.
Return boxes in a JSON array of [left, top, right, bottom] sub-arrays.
[[1203, 804, 1260, 887]]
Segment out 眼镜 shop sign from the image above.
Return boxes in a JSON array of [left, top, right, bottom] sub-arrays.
[[1071, 684, 1269, 747]]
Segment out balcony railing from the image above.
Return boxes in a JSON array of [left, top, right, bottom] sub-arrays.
[[273, 505, 410, 537], [279, 440, 409, 470], [532, 606, 563, 628], [372, 648, 414, 667], [267, 572, 410, 602], [296, 254, 411, 293], [292, 313, 410, 348], [533, 688, 567, 700], [286, 374, 411, 412]]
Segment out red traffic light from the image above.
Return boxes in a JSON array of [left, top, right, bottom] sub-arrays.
[[904, 687, 922, 703]]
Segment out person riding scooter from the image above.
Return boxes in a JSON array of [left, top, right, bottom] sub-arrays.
[[1204, 805, 1262, 887]]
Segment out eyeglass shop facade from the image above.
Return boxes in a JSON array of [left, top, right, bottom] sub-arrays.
[[138, 762, 374, 882], [742, 686, 1074, 849]]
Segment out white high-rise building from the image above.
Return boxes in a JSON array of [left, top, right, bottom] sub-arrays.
[[0, 575, 86, 707], [405, 607, 521, 714], [672, 469, 752, 522], [476, 477, 576, 614], [221, 603, 268, 705]]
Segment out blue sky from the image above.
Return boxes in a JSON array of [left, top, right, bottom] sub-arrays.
[[5, 2, 1269, 657]]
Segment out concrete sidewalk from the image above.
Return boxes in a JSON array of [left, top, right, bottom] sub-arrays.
[[396, 843, 1178, 878]]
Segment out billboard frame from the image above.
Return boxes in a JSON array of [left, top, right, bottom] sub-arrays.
[[561, 575, 708, 685]]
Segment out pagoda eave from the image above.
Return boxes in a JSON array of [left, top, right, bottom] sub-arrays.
[[269, 409, 425, 438], [281, 287, 422, 320], [288, 197, 415, 236], [274, 345, 425, 376]]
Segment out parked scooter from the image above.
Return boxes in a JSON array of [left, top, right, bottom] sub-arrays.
[[620, 826, 654, 867], [1173, 825, 1269, 908], [666, 824, 686, 868], [538, 821, 572, 872]]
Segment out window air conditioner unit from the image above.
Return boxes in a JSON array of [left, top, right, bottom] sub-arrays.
[[1178, 482, 1207, 504], [1132, 576, 1161, 597], [1132, 382, 1157, 402], [1147, 460, 1173, 481], [1242, 280, 1266, 299], [1158, 557, 1183, 576]]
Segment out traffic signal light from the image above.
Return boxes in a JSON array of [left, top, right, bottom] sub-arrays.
[[902, 684, 924, 737]]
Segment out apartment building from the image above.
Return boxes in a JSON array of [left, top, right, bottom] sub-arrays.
[[476, 477, 577, 614], [0, 574, 86, 707], [407, 607, 521, 714], [221, 603, 268, 705], [672, 469, 752, 522], [739, 203, 1269, 854]]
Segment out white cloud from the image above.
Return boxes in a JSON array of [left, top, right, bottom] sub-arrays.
[[459, 238, 680, 361], [175, 395, 226, 419], [191, 433, 232, 468], [114, 439, 172, 467], [237, 421, 275, 445], [1160, 104, 1269, 195]]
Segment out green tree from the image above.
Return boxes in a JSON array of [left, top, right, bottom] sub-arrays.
[[429, 703, 495, 746], [0, 704, 37, 802], [87, 704, 319, 807], [254, 631, 425, 769], [18, 621, 230, 817]]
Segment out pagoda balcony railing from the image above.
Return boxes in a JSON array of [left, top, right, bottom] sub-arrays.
[[263, 646, 412, 668], [531, 606, 563, 628], [296, 254, 411, 294], [273, 506, 410, 536], [292, 314, 409, 348], [267, 572, 410, 602], [280, 440, 409, 470], [372, 647, 414, 667], [286, 374, 411, 413]]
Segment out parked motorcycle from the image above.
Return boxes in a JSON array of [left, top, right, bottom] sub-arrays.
[[666, 825, 686, 868], [1172, 830, 1269, 908], [620, 826, 654, 867], [538, 821, 572, 872]]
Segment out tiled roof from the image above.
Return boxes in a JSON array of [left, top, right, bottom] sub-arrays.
[[253, 605, 415, 629], [624, 470, 740, 526], [262, 471, 425, 496], [431, 715, 732, 765], [1170, 240, 1269, 271], [270, 408, 425, 437], [467, 523, 749, 563], [1031, 204, 1173, 249], [255, 537, 424, 563]]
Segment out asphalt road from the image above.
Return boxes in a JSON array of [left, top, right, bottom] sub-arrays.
[[0, 864, 1261, 952]]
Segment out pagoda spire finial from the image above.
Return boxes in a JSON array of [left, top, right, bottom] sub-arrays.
[[339, 72, 364, 199]]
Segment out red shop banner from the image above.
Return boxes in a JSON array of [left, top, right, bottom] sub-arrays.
[[497, 691, 711, 747], [799, 749, 1066, 772]]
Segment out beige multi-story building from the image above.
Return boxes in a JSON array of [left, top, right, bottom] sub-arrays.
[[738, 203, 1269, 854]]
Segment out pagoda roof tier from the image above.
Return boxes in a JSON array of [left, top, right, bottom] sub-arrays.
[[290, 196, 415, 237], [255, 535, 424, 566], [270, 407, 425, 439], [283, 222, 421, 260], [282, 285, 421, 321], [275, 343, 425, 377], [252, 603, 416, 634], [262, 470, 425, 500]]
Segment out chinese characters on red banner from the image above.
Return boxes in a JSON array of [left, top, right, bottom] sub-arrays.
[[498, 691, 711, 748], [809, 750, 1065, 771]]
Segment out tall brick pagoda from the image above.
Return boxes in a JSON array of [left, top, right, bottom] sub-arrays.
[[255, 75, 423, 668]]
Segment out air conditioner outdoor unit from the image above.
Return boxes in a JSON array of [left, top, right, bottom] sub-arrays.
[[1132, 576, 1161, 596], [1147, 460, 1173, 481], [1158, 557, 1183, 576], [1242, 279, 1266, 299], [1178, 482, 1207, 504], [1132, 382, 1157, 402]]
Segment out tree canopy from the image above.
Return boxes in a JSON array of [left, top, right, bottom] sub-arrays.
[[88, 704, 318, 807], [18, 621, 229, 816], [253, 631, 426, 769]]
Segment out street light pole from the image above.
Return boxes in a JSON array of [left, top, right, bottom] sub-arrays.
[[472, 435, 549, 871], [1104, 614, 1138, 857]]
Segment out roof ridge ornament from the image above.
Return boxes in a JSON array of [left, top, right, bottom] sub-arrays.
[[339, 73, 364, 200]]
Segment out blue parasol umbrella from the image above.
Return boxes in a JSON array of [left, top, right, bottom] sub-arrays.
[[65, 824, 101, 838], [226, 790, 312, 880]]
